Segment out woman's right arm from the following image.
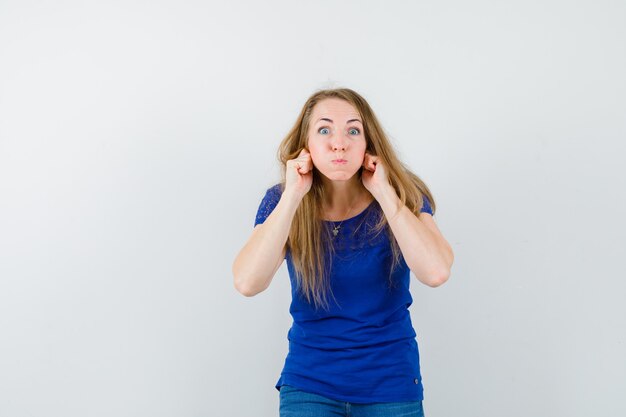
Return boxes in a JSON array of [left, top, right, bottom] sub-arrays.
[[233, 148, 313, 297], [232, 189, 302, 297]]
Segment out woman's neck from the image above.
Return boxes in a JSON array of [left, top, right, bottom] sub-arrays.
[[321, 177, 369, 213]]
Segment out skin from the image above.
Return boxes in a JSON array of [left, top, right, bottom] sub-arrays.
[[305, 98, 386, 217], [284, 98, 454, 286], [235, 96, 453, 298]]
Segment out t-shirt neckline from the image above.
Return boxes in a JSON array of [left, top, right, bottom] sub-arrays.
[[322, 200, 376, 223]]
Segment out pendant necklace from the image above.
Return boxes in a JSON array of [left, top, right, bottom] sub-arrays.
[[330, 193, 359, 238]]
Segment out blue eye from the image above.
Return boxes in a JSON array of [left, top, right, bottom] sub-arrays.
[[318, 127, 330, 134], [349, 128, 360, 135]]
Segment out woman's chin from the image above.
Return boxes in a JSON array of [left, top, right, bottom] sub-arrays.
[[318, 170, 359, 182]]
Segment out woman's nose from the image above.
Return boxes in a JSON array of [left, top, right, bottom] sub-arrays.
[[331, 134, 347, 151]]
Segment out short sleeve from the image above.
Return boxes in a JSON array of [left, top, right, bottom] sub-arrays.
[[254, 184, 283, 227], [419, 195, 433, 215]]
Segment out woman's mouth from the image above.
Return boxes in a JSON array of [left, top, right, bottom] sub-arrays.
[[332, 159, 347, 164]]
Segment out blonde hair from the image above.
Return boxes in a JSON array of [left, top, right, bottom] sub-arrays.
[[275, 87, 435, 311]]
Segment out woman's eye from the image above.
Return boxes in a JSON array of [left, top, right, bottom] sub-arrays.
[[317, 127, 360, 135]]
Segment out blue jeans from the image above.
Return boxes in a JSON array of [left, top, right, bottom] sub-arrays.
[[279, 384, 425, 417]]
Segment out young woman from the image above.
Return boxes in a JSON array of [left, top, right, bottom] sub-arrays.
[[232, 88, 453, 416]]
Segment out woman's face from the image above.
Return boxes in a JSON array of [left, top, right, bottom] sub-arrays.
[[307, 98, 367, 182]]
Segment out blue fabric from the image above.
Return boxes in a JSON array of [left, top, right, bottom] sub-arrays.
[[254, 183, 433, 404], [279, 384, 425, 416]]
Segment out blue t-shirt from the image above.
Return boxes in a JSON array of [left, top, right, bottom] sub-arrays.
[[254, 183, 433, 403]]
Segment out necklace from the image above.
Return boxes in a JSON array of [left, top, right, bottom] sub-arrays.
[[329, 193, 360, 238]]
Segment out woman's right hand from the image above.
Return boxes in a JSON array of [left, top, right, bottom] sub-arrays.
[[285, 148, 313, 200]]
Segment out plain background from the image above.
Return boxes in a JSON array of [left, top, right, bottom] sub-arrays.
[[1, 0, 624, 416]]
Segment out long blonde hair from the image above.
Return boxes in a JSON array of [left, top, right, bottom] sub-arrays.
[[275, 88, 435, 312]]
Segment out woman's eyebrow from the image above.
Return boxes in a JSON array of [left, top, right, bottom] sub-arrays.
[[316, 117, 363, 124]]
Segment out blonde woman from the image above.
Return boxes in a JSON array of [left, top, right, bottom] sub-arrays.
[[232, 88, 454, 417]]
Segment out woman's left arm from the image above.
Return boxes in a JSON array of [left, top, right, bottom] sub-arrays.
[[362, 153, 454, 287], [378, 187, 454, 287]]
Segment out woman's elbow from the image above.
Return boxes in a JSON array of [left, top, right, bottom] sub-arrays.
[[233, 272, 267, 297], [233, 265, 256, 297], [233, 277, 264, 297], [428, 268, 451, 288], [235, 283, 259, 297], [430, 248, 454, 287]]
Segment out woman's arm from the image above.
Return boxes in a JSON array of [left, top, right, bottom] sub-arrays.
[[232, 190, 301, 297], [377, 186, 454, 287]]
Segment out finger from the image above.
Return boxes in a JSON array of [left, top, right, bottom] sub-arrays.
[[296, 155, 310, 169], [297, 160, 312, 174], [300, 154, 313, 172], [289, 160, 301, 172]]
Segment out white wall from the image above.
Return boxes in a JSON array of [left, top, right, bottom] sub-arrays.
[[0, 1, 624, 416]]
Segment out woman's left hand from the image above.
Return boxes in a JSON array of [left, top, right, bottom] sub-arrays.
[[361, 153, 391, 199]]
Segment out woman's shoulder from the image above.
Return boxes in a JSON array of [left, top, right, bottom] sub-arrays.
[[255, 182, 285, 226], [267, 182, 284, 196], [258, 182, 284, 203]]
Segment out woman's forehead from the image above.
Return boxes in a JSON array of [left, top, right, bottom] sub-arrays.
[[312, 98, 360, 121]]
